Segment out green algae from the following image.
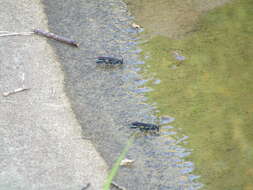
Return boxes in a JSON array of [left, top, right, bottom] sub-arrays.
[[136, 0, 253, 189]]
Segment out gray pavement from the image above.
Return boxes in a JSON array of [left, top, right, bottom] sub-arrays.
[[0, 0, 107, 189]]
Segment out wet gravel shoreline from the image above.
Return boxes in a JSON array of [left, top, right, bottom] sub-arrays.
[[42, 0, 201, 189]]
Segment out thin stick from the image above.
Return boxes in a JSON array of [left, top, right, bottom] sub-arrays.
[[111, 181, 126, 190], [33, 29, 79, 47], [0, 32, 34, 37], [3, 87, 30, 97], [81, 183, 91, 190]]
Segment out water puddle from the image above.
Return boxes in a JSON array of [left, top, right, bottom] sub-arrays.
[[127, 0, 253, 189]]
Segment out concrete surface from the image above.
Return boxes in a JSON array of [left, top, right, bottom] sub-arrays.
[[0, 0, 107, 189]]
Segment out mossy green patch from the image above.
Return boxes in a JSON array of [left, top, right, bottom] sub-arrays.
[[139, 0, 253, 189]]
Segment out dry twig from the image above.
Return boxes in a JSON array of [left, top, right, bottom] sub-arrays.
[[3, 87, 30, 97], [0, 29, 79, 47], [33, 29, 79, 47], [111, 181, 126, 190], [0, 32, 34, 37], [81, 183, 91, 190]]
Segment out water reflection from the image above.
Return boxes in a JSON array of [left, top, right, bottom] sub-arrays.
[[131, 0, 253, 189]]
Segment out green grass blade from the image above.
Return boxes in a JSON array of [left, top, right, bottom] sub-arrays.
[[103, 132, 137, 190]]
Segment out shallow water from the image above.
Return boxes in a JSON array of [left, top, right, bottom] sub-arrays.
[[43, 0, 202, 189], [125, 0, 230, 38], [126, 0, 253, 189]]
